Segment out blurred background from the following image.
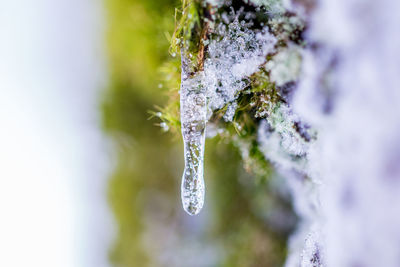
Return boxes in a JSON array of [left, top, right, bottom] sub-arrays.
[[0, 0, 293, 266], [0, 0, 111, 266]]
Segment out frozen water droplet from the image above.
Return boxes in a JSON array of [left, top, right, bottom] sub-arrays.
[[160, 122, 169, 132], [180, 55, 207, 216]]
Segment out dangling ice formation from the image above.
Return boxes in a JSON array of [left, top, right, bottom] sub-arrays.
[[180, 56, 207, 216], [178, 14, 277, 215]]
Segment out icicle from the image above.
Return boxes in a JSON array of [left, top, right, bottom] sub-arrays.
[[180, 55, 207, 216]]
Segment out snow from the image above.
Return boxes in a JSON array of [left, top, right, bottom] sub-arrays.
[[262, 0, 400, 266], [264, 47, 302, 86], [300, 0, 400, 265], [204, 17, 276, 112]]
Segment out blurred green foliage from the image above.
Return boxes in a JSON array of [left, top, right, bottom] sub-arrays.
[[102, 0, 295, 266]]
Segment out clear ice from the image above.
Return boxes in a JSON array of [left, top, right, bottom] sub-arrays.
[[180, 56, 207, 216]]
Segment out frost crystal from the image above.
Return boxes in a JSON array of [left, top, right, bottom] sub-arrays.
[[204, 19, 276, 111], [223, 102, 237, 122]]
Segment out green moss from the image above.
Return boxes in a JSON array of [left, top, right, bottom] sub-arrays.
[[171, 0, 202, 54]]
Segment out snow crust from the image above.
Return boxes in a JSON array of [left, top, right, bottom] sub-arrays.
[[258, 0, 400, 266], [294, 0, 400, 266]]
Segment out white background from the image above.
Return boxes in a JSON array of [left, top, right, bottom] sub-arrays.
[[0, 0, 113, 266]]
